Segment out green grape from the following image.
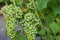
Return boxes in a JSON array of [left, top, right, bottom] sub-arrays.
[[5, 14, 17, 38], [2, 4, 23, 38], [14, 6, 23, 18], [23, 22, 37, 40], [22, 22, 37, 40], [2, 4, 23, 18], [5, 15, 17, 38], [21, 12, 40, 40], [24, 13, 35, 21], [27, 0, 34, 9]]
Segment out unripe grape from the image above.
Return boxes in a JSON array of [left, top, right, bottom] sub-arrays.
[[2, 4, 23, 38], [20, 12, 40, 40]]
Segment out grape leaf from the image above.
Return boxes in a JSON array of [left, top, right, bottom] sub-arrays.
[[56, 16, 60, 26], [58, 0, 60, 5], [48, 0, 60, 16], [15, 0, 22, 5], [44, 14, 55, 26], [49, 22, 60, 35], [10, 0, 22, 5], [39, 29, 46, 36], [48, 0, 58, 7], [0, 0, 3, 3], [56, 36, 60, 40], [53, 6, 60, 16], [11, 31, 27, 40], [36, 0, 49, 11]]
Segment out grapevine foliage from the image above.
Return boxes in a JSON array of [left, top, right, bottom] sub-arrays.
[[1, 0, 60, 40], [0, 0, 3, 3]]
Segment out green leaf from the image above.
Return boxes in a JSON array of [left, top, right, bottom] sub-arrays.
[[44, 14, 55, 26], [56, 36, 60, 40], [42, 36, 52, 40], [48, 0, 58, 7], [39, 29, 46, 36], [48, 0, 60, 16], [49, 22, 60, 35], [10, 0, 22, 5], [56, 16, 60, 26], [36, 0, 49, 11], [15, 0, 22, 5], [58, 0, 60, 4], [11, 31, 27, 40], [0, 0, 3, 3], [11, 35, 27, 40], [53, 6, 60, 16], [4, 0, 11, 4], [56, 15, 60, 23]]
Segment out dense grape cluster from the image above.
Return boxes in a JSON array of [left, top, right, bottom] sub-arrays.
[[27, 0, 34, 9], [6, 16, 16, 38], [2, 4, 23, 38], [2, 4, 23, 19], [20, 13, 40, 40]]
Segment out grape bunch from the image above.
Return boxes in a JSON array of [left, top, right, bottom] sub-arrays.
[[27, 0, 34, 9], [6, 16, 16, 38], [2, 4, 23, 19], [2, 4, 23, 38], [20, 13, 40, 40]]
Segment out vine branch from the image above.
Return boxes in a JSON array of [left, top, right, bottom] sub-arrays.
[[32, 0, 44, 29]]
